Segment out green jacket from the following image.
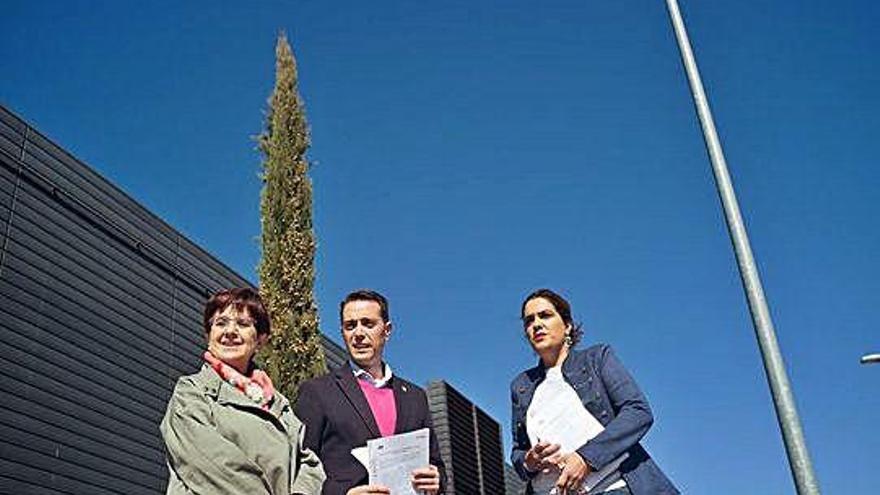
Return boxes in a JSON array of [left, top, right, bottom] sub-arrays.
[[160, 365, 325, 494]]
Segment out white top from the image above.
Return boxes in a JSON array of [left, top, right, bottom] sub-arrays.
[[526, 366, 627, 493]]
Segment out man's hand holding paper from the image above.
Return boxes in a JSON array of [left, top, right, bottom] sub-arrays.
[[367, 428, 440, 494], [410, 465, 440, 494]]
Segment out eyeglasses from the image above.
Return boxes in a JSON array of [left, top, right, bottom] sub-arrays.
[[211, 316, 256, 331]]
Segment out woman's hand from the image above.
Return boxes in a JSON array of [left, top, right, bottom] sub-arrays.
[[410, 464, 441, 494], [346, 485, 390, 495], [524, 441, 563, 473], [554, 452, 591, 494]]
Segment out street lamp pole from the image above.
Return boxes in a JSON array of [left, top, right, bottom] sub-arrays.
[[663, 1, 821, 493]]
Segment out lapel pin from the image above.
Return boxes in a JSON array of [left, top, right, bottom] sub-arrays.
[[402, 385, 408, 392]]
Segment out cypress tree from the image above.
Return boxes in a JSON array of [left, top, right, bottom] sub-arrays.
[[258, 32, 325, 400]]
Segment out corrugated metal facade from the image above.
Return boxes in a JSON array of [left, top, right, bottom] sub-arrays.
[[426, 380, 507, 495], [0, 104, 345, 494], [474, 406, 505, 495]]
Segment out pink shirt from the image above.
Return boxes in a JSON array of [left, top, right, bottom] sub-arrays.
[[357, 378, 397, 437]]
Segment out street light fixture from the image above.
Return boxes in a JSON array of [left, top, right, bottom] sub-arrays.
[[861, 353, 880, 365]]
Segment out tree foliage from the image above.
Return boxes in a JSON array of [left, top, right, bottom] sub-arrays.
[[258, 32, 325, 400]]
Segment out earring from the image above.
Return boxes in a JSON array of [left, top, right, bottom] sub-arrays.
[[564, 332, 573, 347]]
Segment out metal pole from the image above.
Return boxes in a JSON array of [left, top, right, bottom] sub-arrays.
[[861, 353, 880, 365], [663, 1, 821, 493]]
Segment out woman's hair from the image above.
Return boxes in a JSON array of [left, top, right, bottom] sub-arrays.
[[203, 287, 271, 336], [521, 288, 584, 347]]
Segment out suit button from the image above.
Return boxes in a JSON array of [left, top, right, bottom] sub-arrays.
[[601, 410, 608, 417]]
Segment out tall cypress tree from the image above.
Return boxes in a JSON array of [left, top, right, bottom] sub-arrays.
[[258, 32, 325, 400]]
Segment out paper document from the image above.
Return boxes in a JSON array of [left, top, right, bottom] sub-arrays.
[[583, 452, 628, 493], [544, 452, 628, 495], [527, 369, 629, 494], [350, 446, 369, 470], [367, 428, 429, 495]]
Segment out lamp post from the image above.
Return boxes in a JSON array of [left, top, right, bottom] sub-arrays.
[[663, 1, 821, 494]]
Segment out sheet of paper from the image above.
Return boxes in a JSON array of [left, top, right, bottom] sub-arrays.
[[526, 382, 598, 453], [526, 375, 629, 494], [543, 452, 629, 495], [350, 446, 369, 470], [581, 452, 628, 493], [367, 428, 429, 495]]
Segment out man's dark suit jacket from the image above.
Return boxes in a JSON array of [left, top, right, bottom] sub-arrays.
[[295, 363, 447, 495]]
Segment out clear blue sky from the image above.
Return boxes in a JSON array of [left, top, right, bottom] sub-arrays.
[[3, 1, 878, 492]]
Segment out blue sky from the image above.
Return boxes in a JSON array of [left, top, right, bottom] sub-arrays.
[[2, 1, 878, 492]]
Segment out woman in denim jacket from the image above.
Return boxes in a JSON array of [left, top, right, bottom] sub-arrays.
[[510, 289, 678, 495]]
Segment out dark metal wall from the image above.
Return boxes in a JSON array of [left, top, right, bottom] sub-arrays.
[[427, 380, 507, 495], [0, 104, 345, 494], [474, 406, 505, 495]]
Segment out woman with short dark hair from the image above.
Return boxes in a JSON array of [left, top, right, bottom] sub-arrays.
[[510, 289, 678, 495], [161, 287, 325, 494]]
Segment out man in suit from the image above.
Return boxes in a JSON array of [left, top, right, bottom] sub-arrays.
[[295, 289, 446, 495]]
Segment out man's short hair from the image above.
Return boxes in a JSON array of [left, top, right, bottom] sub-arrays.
[[339, 289, 390, 323]]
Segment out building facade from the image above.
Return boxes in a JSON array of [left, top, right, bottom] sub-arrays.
[[426, 380, 509, 495], [0, 104, 350, 494], [0, 103, 522, 494]]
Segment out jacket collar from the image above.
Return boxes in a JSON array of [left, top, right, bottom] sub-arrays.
[[198, 364, 290, 421], [532, 347, 579, 379], [518, 348, 581, 407], [560, 347, 580, 376], [334, 362, 382, 438], [389, 373, 412, 435], [351, 361, 394, 388]]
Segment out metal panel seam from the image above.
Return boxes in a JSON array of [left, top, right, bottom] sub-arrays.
[[0, 126, 26, 278]]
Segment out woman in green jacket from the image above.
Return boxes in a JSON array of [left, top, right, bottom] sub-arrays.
[[160, 287, 325, 494]]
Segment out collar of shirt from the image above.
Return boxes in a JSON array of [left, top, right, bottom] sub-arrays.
[[351, 361, 394, 388]]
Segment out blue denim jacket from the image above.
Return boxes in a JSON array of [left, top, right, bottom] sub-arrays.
[[510, 344, 679, 495]]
